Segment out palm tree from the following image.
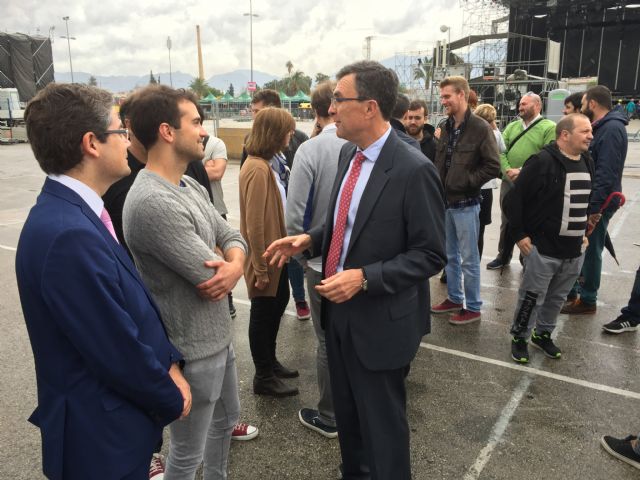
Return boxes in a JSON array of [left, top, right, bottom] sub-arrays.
[[189, 77, 210, 98], [413, 57, 432, 89], [286, 60, 293, 76]]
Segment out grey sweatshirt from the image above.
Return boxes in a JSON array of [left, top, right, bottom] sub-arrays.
[[286, 123, 348, 271], [123, 169, 247, 361]]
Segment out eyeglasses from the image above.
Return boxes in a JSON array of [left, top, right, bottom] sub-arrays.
[[330, 96, 370, 106], [104, 128, 130, 140]]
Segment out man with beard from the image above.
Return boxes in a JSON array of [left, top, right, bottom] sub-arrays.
[[389, 93, 420, 149], [487, 92, 556, 270], [123, 85, 247, 479], [404, 99, 436, 161], [562, 85, 628, 315], [506, 114, 593, 363]]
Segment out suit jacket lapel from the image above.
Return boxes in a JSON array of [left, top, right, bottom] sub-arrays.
[[43, 179, 152, 294], [345, 133, 396, 257]]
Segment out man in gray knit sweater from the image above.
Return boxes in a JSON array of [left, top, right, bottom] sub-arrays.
[[123, 85, 247, 480], [286, 81, 347, 439]]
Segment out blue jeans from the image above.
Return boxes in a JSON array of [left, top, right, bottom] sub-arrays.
[[445, 204, 482, 312], [621, 265, 640, 322], [569, 210, 612, 304], [288, 257, 306, 302]]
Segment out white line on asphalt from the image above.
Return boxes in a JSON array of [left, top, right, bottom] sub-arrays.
[[420, 342, 640, 401], [0, 244, 17, 251], [459, 314, 569, 479]]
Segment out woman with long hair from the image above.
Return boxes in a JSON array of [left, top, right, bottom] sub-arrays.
[[240, 107, 299, 397]]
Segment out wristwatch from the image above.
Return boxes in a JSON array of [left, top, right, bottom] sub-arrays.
[[360, 269, 368, 292]]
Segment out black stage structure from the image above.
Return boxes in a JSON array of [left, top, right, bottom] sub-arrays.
[[0, 33, 54, 102], [501, 0, 640, 97]]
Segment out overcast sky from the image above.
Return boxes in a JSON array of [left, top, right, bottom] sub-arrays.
[[4, 0, 468, 80]]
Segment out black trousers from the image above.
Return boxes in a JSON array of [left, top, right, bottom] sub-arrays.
[[326, 303, 411, 480], [248, 265, 289, 375]]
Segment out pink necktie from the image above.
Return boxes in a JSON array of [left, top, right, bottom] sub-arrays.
[[100, 208, 119, 243], [324, 152, 366, 278]]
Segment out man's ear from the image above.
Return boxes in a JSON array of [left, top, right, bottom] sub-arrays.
[[80, 131, 100, 158], [158, 123, 174, 143]]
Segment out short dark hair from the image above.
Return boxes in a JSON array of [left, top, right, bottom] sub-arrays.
[[252, 89, 281, 108], [128, 85, 200, 150], [245, 107, 295, 160], [564, 91, 583, 111], [555, 112, 588, 138], [311, 80, 335, 118], [336, 61, 398, 120], [585, 85, 612, 111], [392, 94, 410, 119], [24, 83, 113, 175], [409, 99, 428, 116]]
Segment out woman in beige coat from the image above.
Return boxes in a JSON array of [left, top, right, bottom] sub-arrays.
[[240, 107, 299, 397]]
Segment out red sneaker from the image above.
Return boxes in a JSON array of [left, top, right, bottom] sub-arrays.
[[296, 301, 311, 320], [449, 309, 481, 325], [149, 453, 165, 479], [231, 422, 259, 441], [431, 299, 463, 314]]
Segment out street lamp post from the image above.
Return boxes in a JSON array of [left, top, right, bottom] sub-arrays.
[[243, 0, 259, 84], [167, 36, 173, 87], [61, 16, 75, 83], [440, 25, 451, 78]]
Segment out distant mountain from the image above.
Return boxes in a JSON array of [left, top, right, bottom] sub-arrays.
[[54, 69, 278, 94]]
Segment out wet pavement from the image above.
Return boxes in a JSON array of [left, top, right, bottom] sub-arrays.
[[1, 139, 639, 479]]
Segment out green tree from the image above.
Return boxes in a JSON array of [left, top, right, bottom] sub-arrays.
[[315, 73, 330, 84], [87, 75, 98, 87], [227, 83, 235, 97], [413, 57, 432, 89], [286, 60, 294, 76], [207, 86, 224, 97], [149, 70, 157, 85], [189, 77, 211, 98]]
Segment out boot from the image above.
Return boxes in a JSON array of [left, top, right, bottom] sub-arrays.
[[253, 374, 299, 397], [273, 359, 299, 378]]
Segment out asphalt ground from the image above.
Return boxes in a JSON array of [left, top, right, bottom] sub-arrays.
[[1, 130, 639, 479]]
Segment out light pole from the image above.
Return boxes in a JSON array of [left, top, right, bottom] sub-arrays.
[[61, 16, 75, 83], [440, 25, 451, 77], [167, 36, 173, 87], [243, 0, 259, 83]]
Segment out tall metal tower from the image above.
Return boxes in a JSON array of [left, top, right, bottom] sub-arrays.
[[459, 0, 509, 68]]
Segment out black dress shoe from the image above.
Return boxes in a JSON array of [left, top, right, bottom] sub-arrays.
[[253, 375, 299, 397], [273, 360, 299, 378]]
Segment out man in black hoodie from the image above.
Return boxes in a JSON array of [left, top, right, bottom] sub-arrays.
[[562, 85, 628, 315], [506, 114, 594, 363], [405, 99, 436, 161]]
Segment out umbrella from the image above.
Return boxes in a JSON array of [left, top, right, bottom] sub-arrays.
[[592, 192, 626, 265]]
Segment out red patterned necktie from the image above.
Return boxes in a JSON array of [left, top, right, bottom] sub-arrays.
[[324, 152, 366, 277], [100, 208, 119, 243]]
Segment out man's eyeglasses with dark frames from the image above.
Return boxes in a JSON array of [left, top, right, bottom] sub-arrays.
[[104, 128, 130, 140], [330, 96, 370, 106]]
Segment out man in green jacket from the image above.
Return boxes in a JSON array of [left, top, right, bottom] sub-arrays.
[[487, 92, 556, 270]]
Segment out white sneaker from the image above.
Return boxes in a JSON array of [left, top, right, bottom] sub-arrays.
[[149, 453, 165, 479]]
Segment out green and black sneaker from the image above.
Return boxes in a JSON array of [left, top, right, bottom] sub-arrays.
[[511, 337, 529, 363], [531, 329, 562, 359]]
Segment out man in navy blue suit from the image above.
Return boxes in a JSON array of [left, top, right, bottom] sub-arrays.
[[15, 83, 191, 480]]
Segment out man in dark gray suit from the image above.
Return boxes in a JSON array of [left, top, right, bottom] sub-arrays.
[[264, 61, 446, 480]]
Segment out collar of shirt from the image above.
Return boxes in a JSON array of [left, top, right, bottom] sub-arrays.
[[358, 125, 392, 163], [520, 113, 542, 130], [48, 174, 104, 217], [321, 123, 338, 134], [446, 114, 466, 134]]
